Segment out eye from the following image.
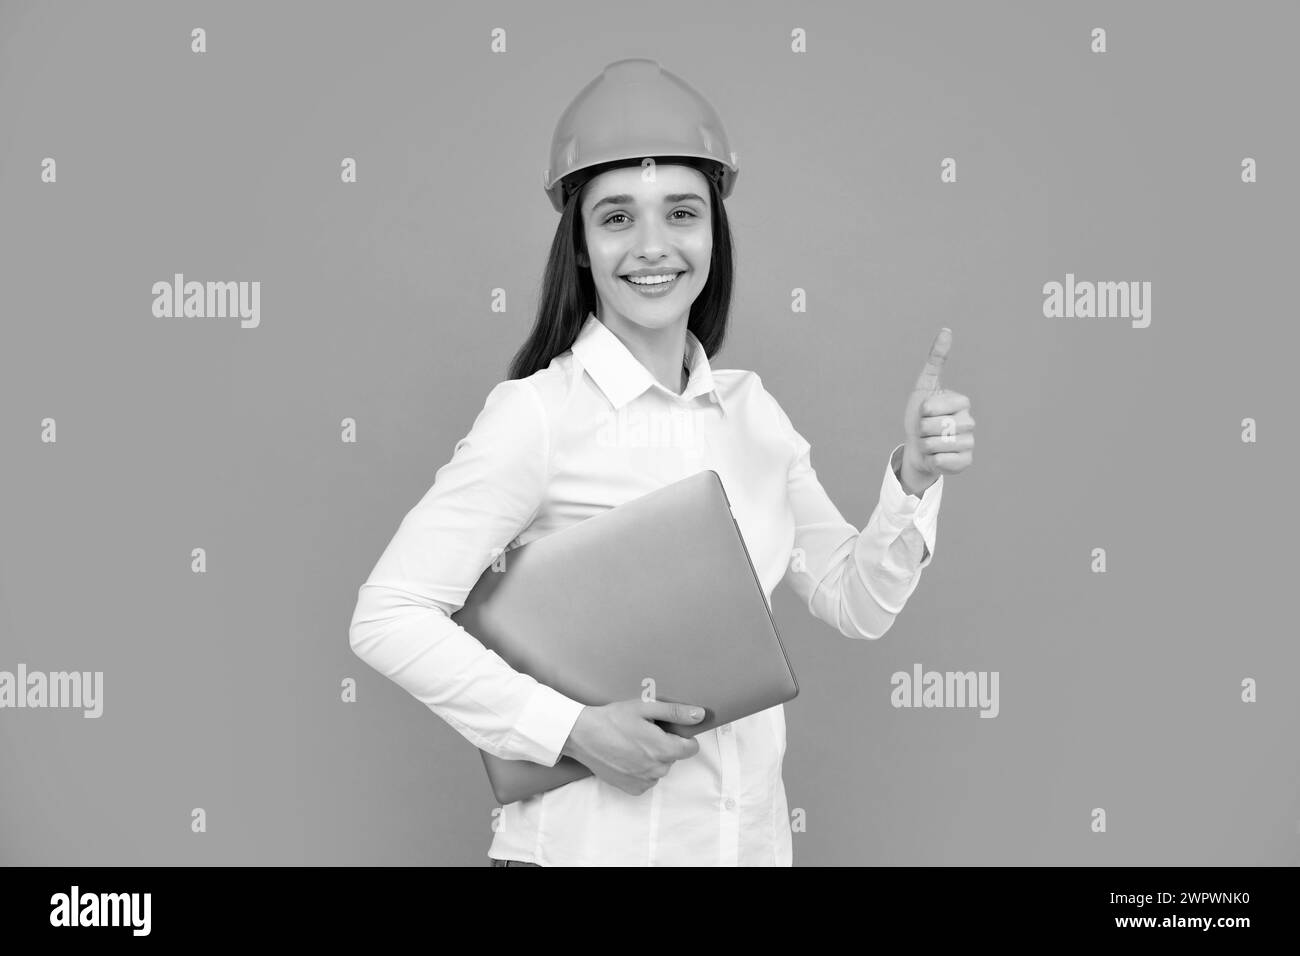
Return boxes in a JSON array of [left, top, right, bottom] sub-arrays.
[[601, 208, 700, 226]]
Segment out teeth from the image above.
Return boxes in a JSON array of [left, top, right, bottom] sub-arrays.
[[625, 273, 679, 285]]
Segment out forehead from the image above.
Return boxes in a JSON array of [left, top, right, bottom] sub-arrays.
[[581, 163, 709, 210]]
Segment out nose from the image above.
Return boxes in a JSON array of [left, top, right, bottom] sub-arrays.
[[632, 216, 670, 262]]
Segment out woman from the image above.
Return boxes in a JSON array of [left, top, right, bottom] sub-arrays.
[[349, 58, 975, 866]]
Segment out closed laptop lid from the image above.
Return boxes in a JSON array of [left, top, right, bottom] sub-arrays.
[[451, 469, 798, 805]]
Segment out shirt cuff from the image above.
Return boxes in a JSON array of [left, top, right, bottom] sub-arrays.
[[506, 682, 587, 768], [881, 442, 943, 563]]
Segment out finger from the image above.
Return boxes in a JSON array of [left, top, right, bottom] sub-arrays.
[[929, 450, 973, 472], [918, 411, 974, 438], [640, 700, 706, 724], [673, 736, 701, 760], [920, 433, 974, 455], [912, 327, 952, 395], [919, 390, 969, 416]]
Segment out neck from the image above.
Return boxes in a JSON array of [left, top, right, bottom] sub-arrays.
[[597, 310, 691, 395]]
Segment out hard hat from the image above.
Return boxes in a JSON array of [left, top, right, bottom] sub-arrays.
[[542, 57, 740, 213]]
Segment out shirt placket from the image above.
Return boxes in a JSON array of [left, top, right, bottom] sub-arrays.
[[717, 721, 740, 865]]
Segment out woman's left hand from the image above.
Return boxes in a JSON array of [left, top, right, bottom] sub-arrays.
[[899, 327, 975, 494]]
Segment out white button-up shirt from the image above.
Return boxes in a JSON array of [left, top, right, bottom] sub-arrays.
[[349, 312, 943, 866]]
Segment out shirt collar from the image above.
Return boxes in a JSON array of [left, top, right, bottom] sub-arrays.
[[570, 312, 727, 415]]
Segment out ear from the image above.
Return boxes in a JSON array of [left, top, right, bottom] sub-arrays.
[[576, 251, 589, 268]]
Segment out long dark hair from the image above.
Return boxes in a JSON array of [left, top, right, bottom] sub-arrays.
[[507, 157, 735, 380]]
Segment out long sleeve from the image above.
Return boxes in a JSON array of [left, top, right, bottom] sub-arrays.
[[773, 393, 943, 641], [348, 378, 587, 766]]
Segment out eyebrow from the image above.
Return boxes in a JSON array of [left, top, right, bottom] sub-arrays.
[[590, 193, 707, 214]]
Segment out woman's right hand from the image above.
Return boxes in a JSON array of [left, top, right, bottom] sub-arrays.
[[560, 699, 707, 796]]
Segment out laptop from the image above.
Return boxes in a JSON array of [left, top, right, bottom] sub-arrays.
[[450, 468, 799, 805]]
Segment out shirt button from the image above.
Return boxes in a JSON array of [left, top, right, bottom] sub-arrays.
[[723, 797, 736, 811]]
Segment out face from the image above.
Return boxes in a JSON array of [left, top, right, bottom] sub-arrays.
[[578, 163, 713, 334]]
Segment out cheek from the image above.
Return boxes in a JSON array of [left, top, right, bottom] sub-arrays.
[[585, 235, 624, 273], [684, 235, 712, 271]]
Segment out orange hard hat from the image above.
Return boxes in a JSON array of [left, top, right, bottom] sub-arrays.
[[542, 58, 740, 213]]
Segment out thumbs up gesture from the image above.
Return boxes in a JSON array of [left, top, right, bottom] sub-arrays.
[[899, 328, 975, 495]]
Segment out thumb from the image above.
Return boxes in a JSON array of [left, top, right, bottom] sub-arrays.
[[912, 327, 952, 396], [639, 700, 706, 724]]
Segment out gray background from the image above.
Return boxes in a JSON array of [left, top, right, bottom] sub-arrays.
[[1, 0, 1296, 865]]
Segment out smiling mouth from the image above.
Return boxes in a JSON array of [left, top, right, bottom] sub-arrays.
[[621, 271, 684, 288]]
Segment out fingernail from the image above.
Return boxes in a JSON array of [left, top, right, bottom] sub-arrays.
[[691, 709, 703, 720]]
